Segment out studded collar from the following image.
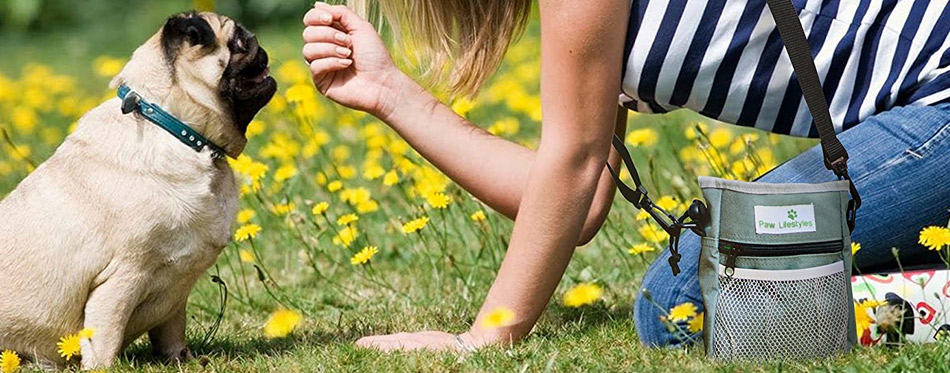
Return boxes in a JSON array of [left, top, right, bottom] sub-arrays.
[[117, 85, 225, 158]]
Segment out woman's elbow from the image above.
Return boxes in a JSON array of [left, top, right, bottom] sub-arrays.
[[577, 194, 612, 246]]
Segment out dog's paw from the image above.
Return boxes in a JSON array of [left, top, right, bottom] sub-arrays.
[[163, 346, 192, 364]]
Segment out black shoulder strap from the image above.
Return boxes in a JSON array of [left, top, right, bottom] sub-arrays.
[[765, 0, 860, 231]]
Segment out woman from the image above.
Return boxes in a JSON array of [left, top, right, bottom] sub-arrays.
[[302, 0, 950, 350]]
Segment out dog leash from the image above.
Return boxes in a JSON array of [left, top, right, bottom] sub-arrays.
[[117, 85, 225, 158]]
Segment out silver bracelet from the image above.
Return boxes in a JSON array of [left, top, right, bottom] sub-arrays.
[[454, 334, 478, 353]]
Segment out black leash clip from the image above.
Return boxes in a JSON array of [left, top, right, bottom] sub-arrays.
[[606, 134, 709, 276]]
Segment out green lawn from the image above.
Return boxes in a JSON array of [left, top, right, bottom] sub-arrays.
[[2, 7, 949, 373]]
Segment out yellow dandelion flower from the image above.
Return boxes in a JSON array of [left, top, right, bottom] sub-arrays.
[[246, 119, 265, 138], [471, 210, 487, 222], [859, 299, 888, 309], [338, 165, 357, 180], [668, 302, 698, 322], [655, 196, 679, 213], [1, 350, 20, 373], [239, 249, 255, 263], [635, 210, 651, 221], [271, 203, 296, 216], [919, 226, 950, 251], [708, 128, 732, 148], [480, 306, 515, 329], [77, 328, 94, 339], [274, 164, 298, 183], [451, 98, 476, 117], [263, 309, 302, 339], [356, 199, 379, 214], [363, 165, 385, 180], [625, 128, 659, 147], [350, 246, 379, 265], [327, 180, 343, 193], [311, 201, 329, 216], [628, 243, 656, 255], [333, 226, 359, 247], [337, 213, 359, 226], [402, 217, 430, 234], [563, 283, 602, 308], [688, 313, 704, 333], [236, 209, 256, 224], [234, 224, 262, 242], [851, 242, 862, 256], [854, 301, 873, 335], [638, 223, 667, 244], [425, 192, 451, 209], [382, 170, 399, 186], [56, 334, 81, 361]]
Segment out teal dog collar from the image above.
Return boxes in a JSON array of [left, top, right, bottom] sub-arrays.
[[118, 85, 225, 158]]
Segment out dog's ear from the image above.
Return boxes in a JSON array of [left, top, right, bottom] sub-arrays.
[[161, 12, 216, 63]]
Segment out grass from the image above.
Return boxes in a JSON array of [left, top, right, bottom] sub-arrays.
[[2, 6, 950, 373]]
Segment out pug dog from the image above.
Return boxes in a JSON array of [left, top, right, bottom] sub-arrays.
[[0, 12, 276, 369]]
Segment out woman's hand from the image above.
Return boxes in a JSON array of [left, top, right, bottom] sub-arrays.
[[355, 331, 460, 352], [302, 2, 406, 118]]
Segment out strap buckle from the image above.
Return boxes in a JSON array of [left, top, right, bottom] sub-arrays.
[[607, 134, 710, 276]]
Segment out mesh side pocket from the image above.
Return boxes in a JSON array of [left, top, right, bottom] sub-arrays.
[[713, 263, 849, 361]]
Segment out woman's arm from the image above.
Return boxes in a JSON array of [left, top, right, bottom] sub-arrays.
[[302, 2, 624, 245], [304, 0, 630, 350]]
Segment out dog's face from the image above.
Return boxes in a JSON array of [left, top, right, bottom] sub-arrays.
[[161, 12, 277, 132], [114, 12, 277, 156]]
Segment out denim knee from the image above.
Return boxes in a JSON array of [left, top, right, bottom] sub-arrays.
[[633, 230, 705, 347]]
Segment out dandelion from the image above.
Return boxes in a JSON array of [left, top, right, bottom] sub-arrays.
[[311, 201, 329, 216], [234, 224, 262, 242], [625, 128, 659, 147], [425, 192, 451, 209], [470, 210, 486, 222], [239, 249, 255, 263], [274, 164, 298, 182], [635, 210, 651, 221], [236, 209, 256, 224], [56, 334, 81, 361], [327, 180, 343, 193], [655, 196, 679, 213], [402, 217, 430, 234], [875, 304, 904, 332], [271, 202, 296, 216], [382, 170, 399, 186], [687, 313, 704, 333], [708, 128, 732, 148], [638, 223, 667, 244], [668, 302, 698, 322], [0, 350, 20, 373], [337, 213, 359, 226], [851, 242, 862, 256], [628, 243, 656, 255], [480, 306, 515, 329], [263, 309, 303, 339], [78, 328, 94, 339], [854, 301, 873, 336], [333, 226, 359, 247], [919, 226, 950, 251], [356, 200, 379, 213], [563, 283, 602, 308], [363, 165, 385, 180], [350, 246, 379, 265]]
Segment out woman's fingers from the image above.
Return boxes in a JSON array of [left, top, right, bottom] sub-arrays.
[[303, 42, 351, 61], [304, 2, 367, 32], [302, 26, 350, 46], [309, 57, 352, 76]]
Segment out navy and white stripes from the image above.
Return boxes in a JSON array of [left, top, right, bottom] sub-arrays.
[[621, 0, 950, 138]]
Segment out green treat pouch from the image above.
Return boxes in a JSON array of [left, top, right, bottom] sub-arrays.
[[696, 177, 856, 360], [608, 0, 863, 361]]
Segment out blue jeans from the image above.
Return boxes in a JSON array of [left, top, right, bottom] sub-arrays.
[[634, 103, 950, 347]]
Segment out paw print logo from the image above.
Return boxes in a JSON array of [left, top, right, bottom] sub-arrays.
[[787, 209, 798, 220]]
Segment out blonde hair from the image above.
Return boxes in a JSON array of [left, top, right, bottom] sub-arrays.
[[347, 0, 532, 98]]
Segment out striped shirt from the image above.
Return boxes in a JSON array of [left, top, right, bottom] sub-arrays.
[[621, 0, 950, 138]]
